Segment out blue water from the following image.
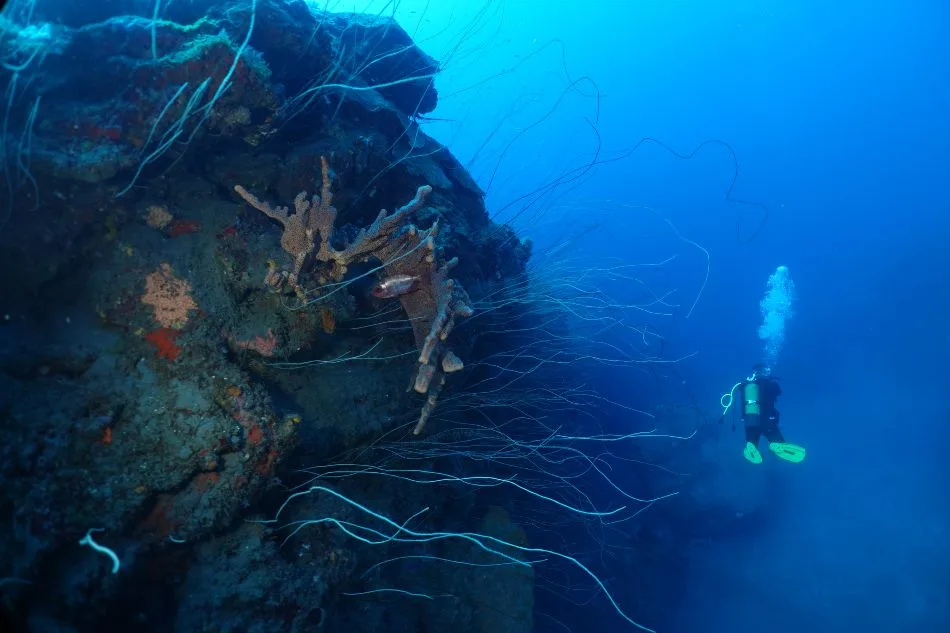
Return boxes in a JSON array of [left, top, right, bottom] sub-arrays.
[[394, 1, 950, 631]]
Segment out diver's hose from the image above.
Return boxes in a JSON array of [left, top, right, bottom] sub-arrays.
[[719, 382, 742, 419]]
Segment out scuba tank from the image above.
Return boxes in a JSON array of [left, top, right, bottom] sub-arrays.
[[718, 374, 767, 428], [742, 381, 760, 415]]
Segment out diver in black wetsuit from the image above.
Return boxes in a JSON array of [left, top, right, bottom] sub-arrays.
[[735, 364, 806, 464]]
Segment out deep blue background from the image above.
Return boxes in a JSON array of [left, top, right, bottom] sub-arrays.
[[381, 0, 950, 630]]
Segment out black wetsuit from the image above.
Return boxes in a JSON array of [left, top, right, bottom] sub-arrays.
[[740, 376, 785, 446]]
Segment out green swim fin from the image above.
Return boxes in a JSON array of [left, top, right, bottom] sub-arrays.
[[769, 442, 806, 463], [743, 441, 763, 464]]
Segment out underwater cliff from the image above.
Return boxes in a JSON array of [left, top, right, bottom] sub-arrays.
[[0, 0, 544, 629], [0, 1, 790, 632]]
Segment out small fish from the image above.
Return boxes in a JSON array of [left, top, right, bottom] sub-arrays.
[[372, 275, 421, 299]]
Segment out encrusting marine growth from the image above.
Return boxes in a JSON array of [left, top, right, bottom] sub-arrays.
[[235, 157, 473, 434]]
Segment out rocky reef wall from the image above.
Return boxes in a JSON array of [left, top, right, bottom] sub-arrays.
[[0, 1, 534, 631]]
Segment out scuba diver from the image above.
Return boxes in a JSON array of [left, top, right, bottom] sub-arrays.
[[722, 364, 807, 464]]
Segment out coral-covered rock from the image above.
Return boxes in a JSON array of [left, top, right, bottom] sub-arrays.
[[0, 1, 531, 630]]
